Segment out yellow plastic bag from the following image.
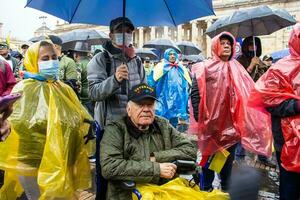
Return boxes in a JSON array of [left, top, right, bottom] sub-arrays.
[[0, 79, 92, 199], [0, 171, 23, 200], [132, 177, 229, 200]]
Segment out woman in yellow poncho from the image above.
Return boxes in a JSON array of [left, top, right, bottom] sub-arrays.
[[0, 41, 92, 199]]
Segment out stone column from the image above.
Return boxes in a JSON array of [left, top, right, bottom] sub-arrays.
[[150, 27, 155, 40], [191, 21, 198, 44], [205, 19, 213, 57], [138, 28, 144, 48], [163, 26, 169, 39], [177, 25, 183, 41]]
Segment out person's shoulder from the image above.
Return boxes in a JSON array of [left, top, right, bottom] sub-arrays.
[[62, 55, 76, 64], [105, 118, 127, 131], [154, 116, 170, 127]]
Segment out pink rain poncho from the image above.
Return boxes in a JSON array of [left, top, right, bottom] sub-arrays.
[[189, 32, 272, 157], [249, 24, 300, 172]]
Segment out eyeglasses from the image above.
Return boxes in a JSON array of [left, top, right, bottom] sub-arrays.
[[0, 46, 8, 50]]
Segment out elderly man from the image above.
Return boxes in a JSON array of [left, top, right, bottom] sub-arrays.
[[190, 32, 272, 192], [100, 83, 197, 200]]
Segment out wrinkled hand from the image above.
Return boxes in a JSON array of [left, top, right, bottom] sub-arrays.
[[159, 163, 177, 179], [115, 63, 128, 83], [0, 119, 11, 142]]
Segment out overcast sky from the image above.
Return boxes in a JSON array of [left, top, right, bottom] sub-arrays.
[[0, 0, 62, 41]]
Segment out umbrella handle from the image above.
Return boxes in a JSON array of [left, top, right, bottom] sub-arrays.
[[253, 36, 256, 57]]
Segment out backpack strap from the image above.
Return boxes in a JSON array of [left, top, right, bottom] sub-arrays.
[[102, 50, 112, 76], [102, 50, 144, 81]]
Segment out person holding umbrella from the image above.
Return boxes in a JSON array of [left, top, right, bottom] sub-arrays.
[[87, 17, 145, 127], [237, 36, 268, 82], [249, 23, 300, 200], [190, 32, 272, 192]]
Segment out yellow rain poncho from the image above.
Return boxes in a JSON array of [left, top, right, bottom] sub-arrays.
[[0, 41, 92, 199]]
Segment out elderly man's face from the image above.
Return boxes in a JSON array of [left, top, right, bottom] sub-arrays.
[[127, 99, 155, 127]]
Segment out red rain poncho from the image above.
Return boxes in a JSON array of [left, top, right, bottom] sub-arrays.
[[249, 24, 300, 172], [189, 32, 272, 157]]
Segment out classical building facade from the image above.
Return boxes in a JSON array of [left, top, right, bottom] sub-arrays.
[[132, 0, 300, 57], [52, 0, 300, 57]]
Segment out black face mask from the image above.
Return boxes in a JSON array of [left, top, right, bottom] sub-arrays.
[[247, 50, 255, 58]]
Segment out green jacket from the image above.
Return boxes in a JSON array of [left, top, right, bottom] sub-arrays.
[[76, 57, 90, 103], [100, 116, 197, 200], [59, 55, 79, 81]]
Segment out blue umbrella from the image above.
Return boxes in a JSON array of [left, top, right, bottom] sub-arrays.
[[271, 48, 290, 63], [25, 0, 214, 27], [143, 38, 181, 59], [176, 41, 202, 55]]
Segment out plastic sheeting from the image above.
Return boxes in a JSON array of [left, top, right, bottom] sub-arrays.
[[0, 171, 23, 200], [149, 48, 191, 121], [0, 79, 92, 199], [132, 177, 229, 200], [189, 32, 272, 157], [249, 24, 300, 172]]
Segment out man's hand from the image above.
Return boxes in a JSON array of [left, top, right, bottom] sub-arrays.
[[248, 57, 260, 72], [251, 57, 260, 65], [159, 163, 177, 179], [115, 63, 128, 83]]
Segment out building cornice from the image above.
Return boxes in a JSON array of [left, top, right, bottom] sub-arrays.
[[213, 0, 297, 10]]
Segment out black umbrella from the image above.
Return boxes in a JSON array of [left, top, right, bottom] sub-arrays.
[[135, 48, 158, 60], [206, 5, 296, 39], [59, 29, 109, 43], [182, 54, 205, 63], [29, 35, 48, 43], [176, 41, 201, 55], [206, 5, 296, 57], [143, 38, 181, 59], [59, 29, 109, 51]]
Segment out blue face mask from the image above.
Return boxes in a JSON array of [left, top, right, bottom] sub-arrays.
[[38, 60, 59, 80]]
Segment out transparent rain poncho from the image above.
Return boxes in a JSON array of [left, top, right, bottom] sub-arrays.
[[189, 32, 272, 157]]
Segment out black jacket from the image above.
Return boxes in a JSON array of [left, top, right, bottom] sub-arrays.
[[267, 99, 300, 151], [190, 76, 200, 122]]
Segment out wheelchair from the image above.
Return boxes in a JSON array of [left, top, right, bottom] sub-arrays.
[[84, 120, 203, 200]]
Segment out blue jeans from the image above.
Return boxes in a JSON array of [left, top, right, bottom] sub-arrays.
[[202, 145, 237, 191], [235, 142, 245, 158], [276, 151, 300, 200]]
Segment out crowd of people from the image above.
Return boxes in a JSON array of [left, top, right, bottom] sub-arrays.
[[0, 16, 299, 200]]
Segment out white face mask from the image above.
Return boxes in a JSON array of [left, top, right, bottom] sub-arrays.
[[113, 33, 133, 47], [38, 59, 59, 80]]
